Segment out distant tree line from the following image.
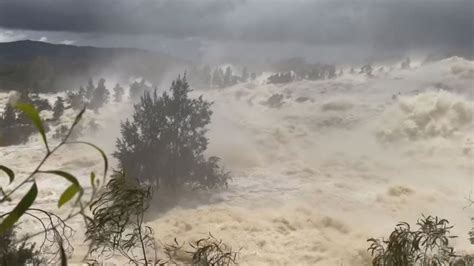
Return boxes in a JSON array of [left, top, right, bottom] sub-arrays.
[[267, 72, 295, 84], [268, 58, 338, 84], [266, 57, 416, 85], [66, 78, 110, 112], [0, 75, 160, 147], [0, 90, 79, 146], [188, 65, 256, 89], [0, 76, 113, 146]]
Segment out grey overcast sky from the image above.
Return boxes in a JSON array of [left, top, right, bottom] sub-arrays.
[[0, 0, 472, 63]]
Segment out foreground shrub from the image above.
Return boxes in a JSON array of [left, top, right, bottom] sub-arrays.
[[86, 171, 158, 264], [367, 215, 473, 265], [86, 171, 238, 265], [163, 234, 239, 266]]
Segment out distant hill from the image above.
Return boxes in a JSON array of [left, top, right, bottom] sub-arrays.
[[0, 40, 186, 92]]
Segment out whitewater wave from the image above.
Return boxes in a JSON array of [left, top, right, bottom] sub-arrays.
[[376, 90, 473, 142]]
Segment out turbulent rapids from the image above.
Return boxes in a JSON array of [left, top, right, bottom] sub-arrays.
[[1, 57, 473, 265]]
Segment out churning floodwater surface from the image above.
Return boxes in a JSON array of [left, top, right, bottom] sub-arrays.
[[1, 57, 473, 265]]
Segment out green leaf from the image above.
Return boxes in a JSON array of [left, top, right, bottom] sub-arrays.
[[0, 182, 38, 235], [67, 141, 108, 178], [15, 103, 49, 152], [38, 170, 80, 186], [0, 165, 14, 184], [58, 184, 80, 208]]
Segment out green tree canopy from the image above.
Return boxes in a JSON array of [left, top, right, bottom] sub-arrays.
[[114, 75, 228, 190]]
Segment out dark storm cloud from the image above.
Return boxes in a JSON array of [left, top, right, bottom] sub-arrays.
[[0, 0, 236, 36], [0, 0, 472, 50]]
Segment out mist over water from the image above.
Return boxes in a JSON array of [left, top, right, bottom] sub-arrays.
[[0, 56, 472, 264]]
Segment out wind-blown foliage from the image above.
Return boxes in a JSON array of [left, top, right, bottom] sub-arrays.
[[367, 215, 467, 266], [86, 170, 238, 265], [163, 234, 239, 266], [86, 171, 158, 264]]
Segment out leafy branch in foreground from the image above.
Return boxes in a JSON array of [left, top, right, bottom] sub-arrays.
[[85, 171, 158, 264], [0, 103, 108, 263], [19, 208, 74, 264], [367, 215, 472, 266], [86, 170, 239, 265], [163, 233, 239, 266]]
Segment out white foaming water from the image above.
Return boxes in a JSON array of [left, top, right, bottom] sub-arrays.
[[1, 58, 473, 265]]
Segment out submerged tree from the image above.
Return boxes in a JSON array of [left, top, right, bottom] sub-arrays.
[[52, 96, 65, 121], [113, 83, 125, 103], [29, 93, 51, 112], [202, 65, 212, 86], [223, 66, 233, 87], [90, 78, 109, 111], [78, 86, 86, 98], [67, 88, 87, 111], [0, 103, 36, 146], [250, 72, 257, 81], [2, 103, 16, 128], [18, 90, 32, 105], [241, 67, 249, 82], [401, 57, 411, 69], [114, 75, 229, 190], [360, 64, 373, 76], [129, 79, 150, 100], [212, 68, 224, 89], [86, 78, 95, 101]]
